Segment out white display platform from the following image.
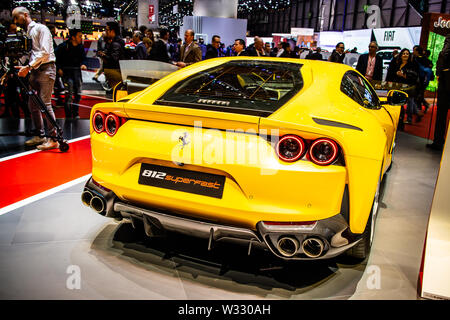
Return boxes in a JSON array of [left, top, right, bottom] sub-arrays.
[[421, 127, 450, 300]]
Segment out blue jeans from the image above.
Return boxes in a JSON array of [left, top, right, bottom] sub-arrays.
[[63, 70, 82, 118], [406, 96, 418, 122], [28, 63, 57, 137]]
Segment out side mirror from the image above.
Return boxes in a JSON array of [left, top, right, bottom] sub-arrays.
[[386, 90, 408, 105]]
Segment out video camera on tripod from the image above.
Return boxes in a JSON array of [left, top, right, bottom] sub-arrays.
[[0, 24, 32, 60]]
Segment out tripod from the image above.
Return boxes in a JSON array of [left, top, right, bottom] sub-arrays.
[[0, 58, 69, 152]]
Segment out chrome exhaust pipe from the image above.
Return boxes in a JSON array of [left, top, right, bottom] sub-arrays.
[[81, 190, 93, 207], [276, 236, 300, 257], [90, 196, 105, 214], [301, 237, 325, 258]]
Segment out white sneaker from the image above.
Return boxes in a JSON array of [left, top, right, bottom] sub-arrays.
[[24, 136, 46, 147], [37, 138, 60, 151]]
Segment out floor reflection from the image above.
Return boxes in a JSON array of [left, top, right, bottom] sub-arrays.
[[91, 220, 369, 297]]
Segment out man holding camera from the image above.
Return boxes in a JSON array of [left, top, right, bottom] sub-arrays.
[[13, 6, 60, 150]]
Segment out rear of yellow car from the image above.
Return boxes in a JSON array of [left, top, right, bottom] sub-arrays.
[[82, 58, 383, 260]]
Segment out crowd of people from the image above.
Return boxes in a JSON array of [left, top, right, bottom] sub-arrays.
[[91, 25, 446, 147], [0, 10, 448, 151], [111, 27, 447, 150]]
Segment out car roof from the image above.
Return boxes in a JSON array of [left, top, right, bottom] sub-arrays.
[[197, 56, 353, 74]]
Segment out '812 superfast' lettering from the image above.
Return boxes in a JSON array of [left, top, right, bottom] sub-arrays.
[[141, 169, 221, 189], [142, 170, 166, 179]]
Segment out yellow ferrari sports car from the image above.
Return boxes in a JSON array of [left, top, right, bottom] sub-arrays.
[[82, 56, 407, 260]]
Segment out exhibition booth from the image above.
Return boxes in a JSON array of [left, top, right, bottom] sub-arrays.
[[0, 1, 448, 303]]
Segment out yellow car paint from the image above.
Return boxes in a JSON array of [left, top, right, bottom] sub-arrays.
[[90, 57, 401, 235]]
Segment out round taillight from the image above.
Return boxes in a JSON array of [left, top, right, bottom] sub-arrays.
[[105, 114, 120, 136], [276, 135, 305, 162], [309, 138, 339, 165], [93, 112, 105, 133]]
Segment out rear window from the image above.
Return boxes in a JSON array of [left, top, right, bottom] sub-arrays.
[[155, 60, 304, 117]]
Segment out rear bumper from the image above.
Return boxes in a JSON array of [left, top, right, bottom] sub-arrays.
[[83, 177, 361, 260]]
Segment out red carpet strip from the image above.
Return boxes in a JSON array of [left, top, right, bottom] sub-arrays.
[[0, 137, 92, 209], [403, 105, 450, 140]]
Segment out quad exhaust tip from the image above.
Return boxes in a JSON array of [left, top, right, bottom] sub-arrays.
[[90, 196, 105, 214], [301, 237, 325, 258], [81, 190, 93, 207], [82, 190, 106, 215], [276, 236, 300, 257]]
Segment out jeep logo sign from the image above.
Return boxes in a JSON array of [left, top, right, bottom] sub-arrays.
[[434, 17, 450, 29]]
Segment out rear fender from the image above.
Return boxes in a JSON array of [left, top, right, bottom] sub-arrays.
[[260, 118, 386, 234], [346, 155, 382, 234]]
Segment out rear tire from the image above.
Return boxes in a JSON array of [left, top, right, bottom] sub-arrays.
[[346, 210, 372, 259]]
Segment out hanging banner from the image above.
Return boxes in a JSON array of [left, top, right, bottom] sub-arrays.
[[372, 27, 421, 50], [290, 28, 314, 36], [149, 4, 155, 22], [138, 0, 158, 28]]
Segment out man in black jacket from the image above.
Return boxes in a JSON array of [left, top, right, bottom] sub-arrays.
[[356, 41, 383, 82], [97, 21, 124, 89], [232, 39, 247, 56], [148, 28, 171, 63], [205, 35, 222, 59], [427, 34, 450, 151], [132, 31, 147, 60], [56, 28, 87, 119], [328, 42, 346, 63]]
